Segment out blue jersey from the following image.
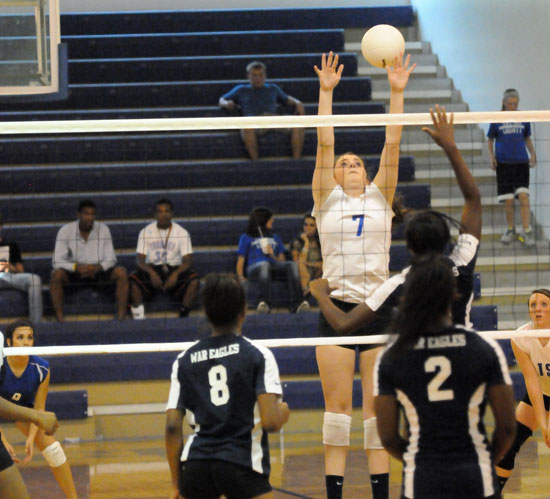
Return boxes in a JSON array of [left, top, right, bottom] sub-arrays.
[[237, 233, 286, 269], [221, 83, 289, 116], [375, 326, 511, 498], [166, 334, 282, 476], [487, 121, 531, 163], [0, 356, 49, 408]]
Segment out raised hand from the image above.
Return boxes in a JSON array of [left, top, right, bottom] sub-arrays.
[[314, 52, 344, 92], [422, 105, 457, 151], [386, 53, 415, 92]]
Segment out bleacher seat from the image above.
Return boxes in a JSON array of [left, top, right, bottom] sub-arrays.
[[57, 7, 414, 35], [62, 29, 346, 58], [68, 53, 358, 84], [46, 390, 88, 420]]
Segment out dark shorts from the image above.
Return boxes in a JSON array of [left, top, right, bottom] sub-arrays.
[[318, 297, 390, 352], [522, 391, 550, 411], [130, 266, 198, 299], [496, 162, 529, 201], [179, 459, 271, 499], [64, 268, 117, 288], [0, 437, 14, 473]]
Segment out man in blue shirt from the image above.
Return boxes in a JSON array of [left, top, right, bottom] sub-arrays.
[[219, 61, 305, 160]]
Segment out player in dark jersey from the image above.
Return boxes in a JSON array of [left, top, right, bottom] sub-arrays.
[[374, 255, 516, 499], [0, 320, 77, 498], [165, 273, 289, 499], [0, 327, 58, 499], [310, 105, 481, 332]]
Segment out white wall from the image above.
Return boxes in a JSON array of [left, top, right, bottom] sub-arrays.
[[60, 0, 408, 13], [412, 0, 550, 237]]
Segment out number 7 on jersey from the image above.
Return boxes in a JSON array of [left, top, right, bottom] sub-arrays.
[[352, 214, 364, 236]]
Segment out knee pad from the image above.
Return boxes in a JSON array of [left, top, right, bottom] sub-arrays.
[[363, 417, 384, 450], [42, 441, 67, 468], [322, 412, 352, 447], [497, 421, 532, 471]]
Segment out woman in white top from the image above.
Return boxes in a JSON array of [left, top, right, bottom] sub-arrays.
[[496, 288, 550, 491], [312, 52, 414, 499]]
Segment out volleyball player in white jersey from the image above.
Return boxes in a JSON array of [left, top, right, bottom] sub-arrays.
[[312, 52, 414, 499], [496, 288, 550, 490]]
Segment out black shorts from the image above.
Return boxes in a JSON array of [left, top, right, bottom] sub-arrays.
[[179, 459, 271, 499], [318, 297, 391, 352], [64, 268, 117, 288], [0, 437, 14, 473], [522, 391, 550, 411], [130, 266, 198, 299], [496, 162, 529, 201]]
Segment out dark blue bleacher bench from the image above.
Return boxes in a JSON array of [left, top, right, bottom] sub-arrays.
[[0, 156, 414, 197], [0, 183, 429, 224], [56, 7, 414, 36], [45, 390, 88, 420], [0, 101, 386, 122], [5, 30, 345, 60], [0, 127, 383, 164], [0, 77, 371, 110], [68, 53, 358, 84]]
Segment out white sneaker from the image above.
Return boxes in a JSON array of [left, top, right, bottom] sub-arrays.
[[518, 230, 535, 247], [256, 301, 270, 314], [500, 228, 516, 245], [296, 300, 311, 313], [131, 304, 145, 320]]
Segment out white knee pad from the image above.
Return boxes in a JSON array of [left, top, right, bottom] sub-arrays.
[[322, 412, 352, 447], [42, 441, 67, 467], [363, 417, 384, 450]]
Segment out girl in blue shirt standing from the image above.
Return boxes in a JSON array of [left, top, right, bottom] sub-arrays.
[[487, 89, 537, 246]]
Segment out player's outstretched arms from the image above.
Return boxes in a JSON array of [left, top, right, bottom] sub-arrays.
[[312, 52, 343, 208], [258, 394, 289, 432], [487, 384, 516, 464], [422, 105, 482, 240], [310, 278, 376, 334]]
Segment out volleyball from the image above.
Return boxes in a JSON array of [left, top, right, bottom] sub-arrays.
[[361, 24, 405, 68]]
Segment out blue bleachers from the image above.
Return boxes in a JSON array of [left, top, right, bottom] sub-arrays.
[[5, 30, 346, 60], [68, 53, 358, 84], [0, 77, 372, 111], [57, 7, 414, 36], [0, 157, 414, 196], [0, 101, 386, 122]]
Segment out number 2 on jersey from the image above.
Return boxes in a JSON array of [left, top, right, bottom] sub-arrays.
[[208, 365, 230, 406], [424, 356, 454, 402], [352, 214, 364, 236]]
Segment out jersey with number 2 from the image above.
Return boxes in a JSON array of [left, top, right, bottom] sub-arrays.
[[375, 326, 511, 498], [166, 334, 282, 476]]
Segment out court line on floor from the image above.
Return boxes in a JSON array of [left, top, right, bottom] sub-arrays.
[[273, 487, 314, 498]]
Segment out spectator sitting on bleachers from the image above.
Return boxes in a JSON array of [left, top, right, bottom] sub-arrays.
[[236, 207, 309, 314], [218, 60, 305, 160], [129, 198, 199, 320], [290, 214, 322, 306], [0, 214, 43, 323], [50, 200, 129, 322]]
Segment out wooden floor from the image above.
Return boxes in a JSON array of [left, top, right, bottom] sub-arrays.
[[13, 428, 550, 498]]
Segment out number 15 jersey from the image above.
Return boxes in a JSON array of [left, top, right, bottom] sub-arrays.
[[166, 334, 282, 476], [375, 326, 511, 498]]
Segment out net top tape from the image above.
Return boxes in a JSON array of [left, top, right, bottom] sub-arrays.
[[1, 110, 550, 134], [5, 329, 550, 356]]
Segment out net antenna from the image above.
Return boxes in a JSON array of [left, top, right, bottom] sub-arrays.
[[0, 0, 64, 97]]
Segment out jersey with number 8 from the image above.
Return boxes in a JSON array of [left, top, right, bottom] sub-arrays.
[[374, 325, 512, 498], [166, 334, 282, 476]]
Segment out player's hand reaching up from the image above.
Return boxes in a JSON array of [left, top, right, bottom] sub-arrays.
[[314, 52, 344, 92], [422, 105, 457, 151], [386, 53, 415, 92]]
